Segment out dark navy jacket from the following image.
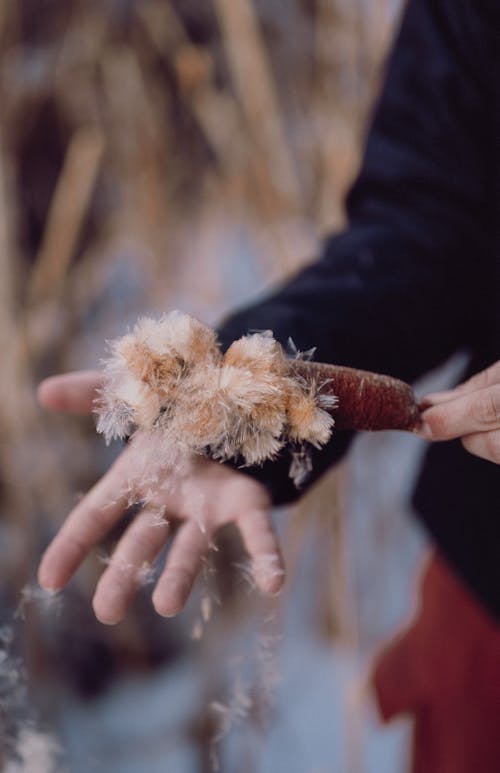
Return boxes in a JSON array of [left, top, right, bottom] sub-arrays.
[[218, 0, 500, 619]]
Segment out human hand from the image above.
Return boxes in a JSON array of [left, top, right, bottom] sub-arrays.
[[419, 361, 500, 464], [37, 371, 284, 624]]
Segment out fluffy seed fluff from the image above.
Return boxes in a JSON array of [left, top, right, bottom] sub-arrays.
[[96, 311, 336, 485]]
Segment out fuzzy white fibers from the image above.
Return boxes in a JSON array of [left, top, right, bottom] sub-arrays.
[[96, 312, 336, 485]]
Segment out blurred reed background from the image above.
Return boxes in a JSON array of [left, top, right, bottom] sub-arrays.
[[0, 2, 432, 771]]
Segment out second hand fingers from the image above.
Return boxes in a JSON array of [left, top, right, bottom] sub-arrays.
[[420, 385, 500, 441], [422, 362, 500, 407], [93, 508, 171, 625]]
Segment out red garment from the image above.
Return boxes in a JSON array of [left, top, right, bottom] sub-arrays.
[[371, 552, 500, 773]]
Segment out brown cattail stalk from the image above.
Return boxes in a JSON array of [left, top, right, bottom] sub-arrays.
[[289, 360, 421, 432]]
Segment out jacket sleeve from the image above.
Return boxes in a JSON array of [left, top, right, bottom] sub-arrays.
[[217, 0, 495, 505]]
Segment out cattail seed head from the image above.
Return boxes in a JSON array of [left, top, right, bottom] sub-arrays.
[[97, 312, 338, 485]]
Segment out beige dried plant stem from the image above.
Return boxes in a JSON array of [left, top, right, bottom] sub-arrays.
[[139, 0, 312, 279], [136, 1, 243, 174], [313, 1, 360, 232], [315, 468, 357, 645], [0, 132, 67, 535], [27, 126, 104, 305], [0, 127, 69, 697], [213, 0, 302, 209], [0, 131, 37, 530]]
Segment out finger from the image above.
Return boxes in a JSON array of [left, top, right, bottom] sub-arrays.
[[236, 509, 285, 595], [152, 521, 211, 617], [38, 449, 133, 591], [418, 390, 458, 409], [462, 430, 500, 464], [419, 385, 500, 441], [422, 362, 500, 407], [37, 370, 102, 414], [93, 508, 171, 625]]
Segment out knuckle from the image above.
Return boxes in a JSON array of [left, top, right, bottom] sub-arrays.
[[61, 531, 88, 562], [471, 390, 500, 425], [167, 565, 193, 584], [88, 504, 113, 531], [131, 531, 154, 554]]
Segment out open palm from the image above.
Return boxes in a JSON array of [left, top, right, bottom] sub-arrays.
[[37, 371, 284, 624]]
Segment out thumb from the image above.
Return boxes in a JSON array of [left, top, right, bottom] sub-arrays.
[[37, 370, 102, 414]]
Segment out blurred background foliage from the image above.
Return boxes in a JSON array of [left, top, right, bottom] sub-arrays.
[[0, 2, 431, 771]]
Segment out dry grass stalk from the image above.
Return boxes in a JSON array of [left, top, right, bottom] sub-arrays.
[[137, 1, 244, 175], [0, 130, 36, 527], [0, 132, 67, 539], [213, 0, 302, 210], [138, 1, 314, 278], [317, 465, 358, 646], [27, 126, 104, 305]]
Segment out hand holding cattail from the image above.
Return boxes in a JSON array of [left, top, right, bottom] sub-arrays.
[[37, 311, 420, 625]]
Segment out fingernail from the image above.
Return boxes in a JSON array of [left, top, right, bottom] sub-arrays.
[[155, 606, 179, 619], [152, 590, 184, 618], [95, 613, 120, 626], [38, 578, 62, 594], [417, 421, 433, 440]]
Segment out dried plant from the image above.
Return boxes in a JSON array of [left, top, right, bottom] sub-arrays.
[[96, 311, 336, 486]]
